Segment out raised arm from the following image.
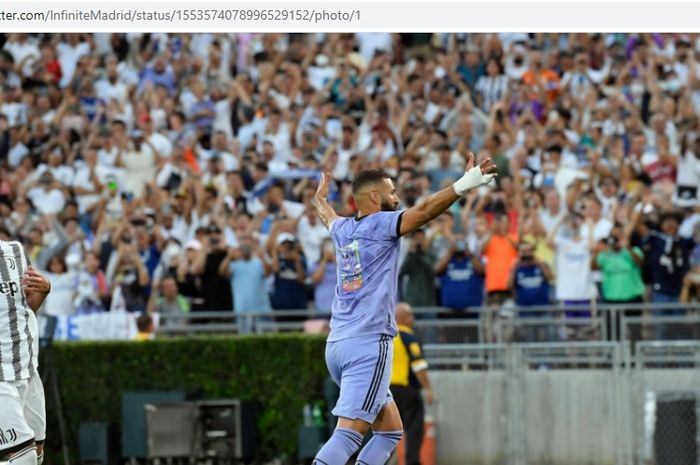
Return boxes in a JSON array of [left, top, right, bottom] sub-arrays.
[[313, 172, 340, 230], [399, 153, 497, 236]]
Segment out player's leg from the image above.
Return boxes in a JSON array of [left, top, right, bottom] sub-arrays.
[[314, 335, 393, 465], [355, 337, 403, 465], [313, 340, 366, 465], [0, 380, 37, 465], [23, 373, 46, 465], [354, 400, 403, 465]]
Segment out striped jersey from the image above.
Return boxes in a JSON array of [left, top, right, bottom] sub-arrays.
[[0, 241, 36, 382]]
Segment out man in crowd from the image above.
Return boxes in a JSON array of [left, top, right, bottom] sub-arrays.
[[390, 303, 435, 465]]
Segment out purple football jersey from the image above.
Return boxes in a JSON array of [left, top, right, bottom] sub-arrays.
[[328, 211, 404, 341]]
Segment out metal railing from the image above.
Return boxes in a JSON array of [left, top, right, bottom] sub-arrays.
[[154, 303, 700, 349], [421, 341, 700, 465]]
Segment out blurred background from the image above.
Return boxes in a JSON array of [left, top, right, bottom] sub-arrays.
[[1, 32, 699, 465]]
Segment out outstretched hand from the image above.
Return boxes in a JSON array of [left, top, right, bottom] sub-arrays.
[[313, 172, 339, 230], [465, 152, 497, 176], [314, 172, 332, 204], [453, 152, 498, 195]]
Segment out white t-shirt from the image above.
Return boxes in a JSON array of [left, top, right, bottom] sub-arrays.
[[57, 41, 91, 88], [677, 150, 700, 188], [144, 132, 174, 159], [580, 218, 613, 243], [580, 218, 612, 284], [356, 33, 393, 64], [197, 148, 239, 172], [98, 147, 119, 167], [540, 209, 563, 235], [0, 102, 27, 127], [554, 236, 594, 301], [72, 165, 114, 213], [296, 216, 331, 266], [95, 79, 129, 104], [34, 164, 75, 187], [27, 188, 66, 215], [43, 272, 78, 317], [8, 143, 29, 168], [3, 40, 40, 77], [213, 100, 233, 140], [308, 66, 336, 91]]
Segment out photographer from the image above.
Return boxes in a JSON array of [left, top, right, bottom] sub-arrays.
[[592, 223, 645, 341], [481, 213, 519, 305], [106, 240, 150, 313], [507, 242, 554, 341], [270, 232, 307, 317], [193, 223, 233, 312], [434, 234, 485, 314], [400, 229, 437, 308], [634, 209, 695, 338]]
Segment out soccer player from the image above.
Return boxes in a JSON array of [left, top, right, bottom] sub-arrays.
[[312, 153, 496, 465], [0, 240, 51, 465]]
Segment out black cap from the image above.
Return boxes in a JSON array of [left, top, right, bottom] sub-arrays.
[[207, 224, 222, 234]]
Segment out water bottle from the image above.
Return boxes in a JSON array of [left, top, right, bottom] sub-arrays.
[[303, 403, 313, 426], [312, 401, 325, 426]]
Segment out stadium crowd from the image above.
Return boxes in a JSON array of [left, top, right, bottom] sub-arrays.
[[1, 32, 700, 335]]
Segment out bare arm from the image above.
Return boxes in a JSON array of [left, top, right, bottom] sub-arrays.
[[400, 154, 497, 236], [414, 369, 434, 405], [219, 249, 234, 278], [313, 172, 340, 230], [434, 239, 456, 275]]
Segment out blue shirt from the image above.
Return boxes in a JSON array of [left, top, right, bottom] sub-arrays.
[[270, 257, 307, 310], [329, 211, 404, 341], [138, 67, 177, 95], [439, 256, 484, 310], [229, 258, 271, 313], [514, 264, 550, 307], [643, 231, 694, 295]]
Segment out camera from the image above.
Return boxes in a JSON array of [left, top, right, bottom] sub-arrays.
[[605, 236, 618, 248]]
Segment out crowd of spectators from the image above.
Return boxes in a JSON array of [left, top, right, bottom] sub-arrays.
[[1, 32, 700, 336]]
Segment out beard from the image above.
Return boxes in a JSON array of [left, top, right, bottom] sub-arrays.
[[381, 198, 399, 212]]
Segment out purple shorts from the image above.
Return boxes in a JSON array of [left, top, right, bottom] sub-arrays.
[[563, 300, 592, 319], [325, 334, 394, 424]]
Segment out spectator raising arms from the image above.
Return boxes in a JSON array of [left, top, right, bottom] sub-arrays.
[[0, 32, 695, 338]]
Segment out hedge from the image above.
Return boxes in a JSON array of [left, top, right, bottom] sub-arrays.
[[43, 334, 328, 464]]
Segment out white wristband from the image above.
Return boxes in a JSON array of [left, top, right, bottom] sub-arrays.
[[452, 166, 496, 196]]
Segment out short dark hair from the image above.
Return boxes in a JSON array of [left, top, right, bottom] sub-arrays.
[[136, 313, 153, 333], [352, 170, 390, 196], [659, 211, 682, 225]]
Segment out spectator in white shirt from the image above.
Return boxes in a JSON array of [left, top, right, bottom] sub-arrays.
[[296, 207, 331, 266], [3, 33, 40, 78], [139, 112, 173, 159], [25, 172, 66, 215], [57, 33, 92, 88]]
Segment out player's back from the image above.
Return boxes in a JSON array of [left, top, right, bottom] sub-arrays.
[[329, 211, 404, 342], [0, 240, 36, 381]]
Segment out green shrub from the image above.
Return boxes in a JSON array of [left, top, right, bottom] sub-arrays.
[[44, 334, 327, 464]]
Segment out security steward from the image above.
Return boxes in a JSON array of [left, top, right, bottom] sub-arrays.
[[390, 302, 434, 465]]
